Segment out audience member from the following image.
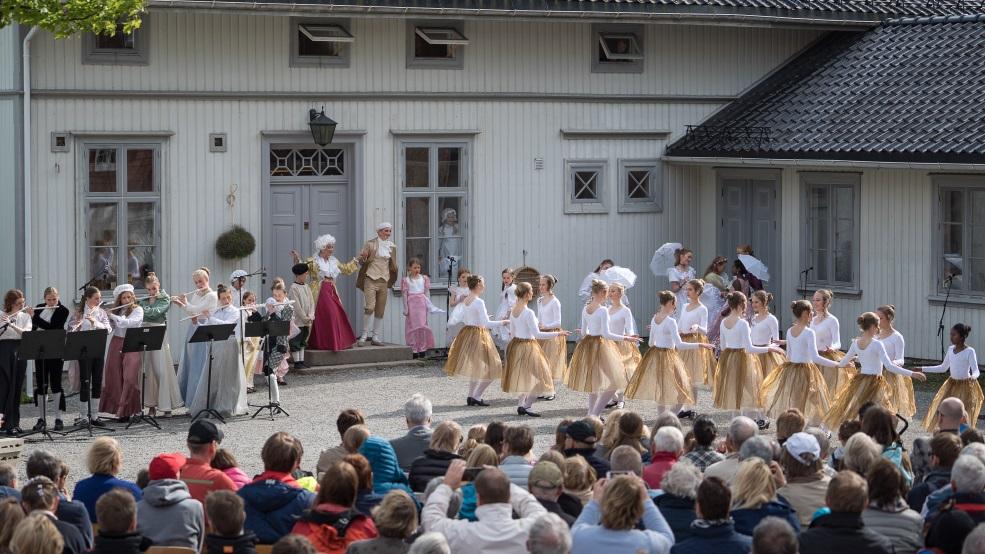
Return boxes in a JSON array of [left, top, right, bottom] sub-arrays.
[[136, 452, 204, 551], [798, 470, 893, 554], [563, 456, 597, 507], [502, 426, 536, 487], [19, 476, 86, 554], [344, 425, 371, 454], [729, 459, 800, 536], [318, 409, 366, 476], [239, 432, 316, 544], [831, 421, 861, 471], [538, 450, 583, 520], [655, 460, 700, 542], [571, 475, 673, 554], [71, 437, 141, 522], [653, 411, 683, 433], [963, 428, 985, 447], [750, 517, 797, 554], [292, 461, 378, 552], [271, 534, 317, 554], [527, 513, 572, 554], [645, 427, 683, 490], [344, 454, 386, 516], [562, 420, 610, 477], [0, 497, 25, 552], [777, 432, 830, 527], [90, 488, 151, 554], [181, 420, 236, 504], [671, 476, 751, 554], [739, 436, 776, 465], [607, 412, 649, 463], [423, 477, 463, 520], [552, 420, 574, 453], [135, 469, 150, 490], [842, 433, 882, 477], [212, 448, 250, 490], [703, 417, 755, 479], [347, 490, 418, 554], [924, 442, 985, 518], [485, 421, 507, 457], [458, 425, 487, 459], [776, 410, 806, 446], [0, 463, 17, 501], [203, 490, 258, 554], [9, 513, 63, 554], [962, 523, 985, 554], [406, 532, 450, 554], [359, 435, 413, 496], [860, 458, 922, 554], [457, 444, 500, 521], [803, 427, 836, 478], [390, 394, 434, 473], [529, 462, 575, 526], [24, 451, 92, 548], [861, 406, 912, 485], [409, 421, 465, 492], [594, 410, 626, 461], [927, 454, 985, 551], [908, 432, 961, 511]]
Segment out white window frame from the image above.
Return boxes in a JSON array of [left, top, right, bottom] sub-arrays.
[[564, 160, 609, 214], [399, 140, 471, 282], [82, 19, 150, 66], [800, 172, 861, 292], [617, 159, 663, 213], [934, 175, 985, 298], [591, 23, 644, 74], [290, 17, 352, 68], [406, 20, 467, 70], [79, 141, 164, 293]]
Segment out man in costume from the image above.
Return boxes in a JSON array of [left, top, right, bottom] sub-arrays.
[[356, 222, 398, 346]]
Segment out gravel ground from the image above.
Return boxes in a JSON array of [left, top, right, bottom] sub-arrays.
[[8, 362, 944, 489]]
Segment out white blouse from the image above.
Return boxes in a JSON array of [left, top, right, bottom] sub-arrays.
[[449, 285, 470, 304], [719, 319, 769, 354], [881, 330, 905, 363], [841, 338, 913, 377], [66, 306, 110, 333], [207, 305, 241, 340], [315, 255, 347, 280], [108, 306, 144, 338], [678, 303, 709, 335], [0, 312, 32, 340], [811, 314, 842, 351], [750, 314, 780, 346], [785, 327, 838, 366], [405, 275, 426, 294], [184, 290, 219, 326], [495, 284, 517, 319], [608, 305, 637, 336], [537, 296, 562, 329], [510, 308, 561, 340], [649, 316, 700, 350], [921, 345, 980, 380], [581, 306, 628, 341], [448, 298, 500, 328]]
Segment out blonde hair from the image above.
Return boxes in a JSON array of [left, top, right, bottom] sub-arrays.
[[776, 409, 806, 443], [843, 432, 881, 476], [590, 279, 607, 297], [563, 455, 597, 492], [0, 497, 25, 550], [600, 475, 646, 530], [466, 444, 499, 468], [731, 458, 776, 510], [144, 272, 160, 287], [42, 287, 58, 298], [371, 490, 418, 539], [608, 283, 625, 295], [271, 278, 286, 292], [515, 282, 533, 300], [192, 267, 211, 281], [657, 290, 676, 307], [599, 410, 626, 449], [86, 437, 122, 476], [726, 291, 747, 311], [10, 512, 64, 554], [342, 425, 370, 454], [876, 304, 896, 321], [686, 279, 705, 295], [751, 290, 773, 310], [430, 420, 463, 453], [540, 274, 557, 291], [857, 312, 879, 331], [815, 289, 833, 309], [458, 425, 487, 458], [790, 300, 811, 319]]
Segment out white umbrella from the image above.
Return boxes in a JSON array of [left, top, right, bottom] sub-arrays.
[[738, 254, 770, 282], [650, 242, 682, 277], [601, 266, 637, 289]]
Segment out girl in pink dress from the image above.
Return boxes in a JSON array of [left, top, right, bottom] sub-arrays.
[[99, 284, 145, 421], [402, 258, 435, 358]]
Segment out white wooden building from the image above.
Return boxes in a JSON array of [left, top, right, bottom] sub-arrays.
[[0, 1, 976, 359]]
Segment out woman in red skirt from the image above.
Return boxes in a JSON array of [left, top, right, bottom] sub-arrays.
[[100, 284, 145, 421], [295, 234, 360, 351]]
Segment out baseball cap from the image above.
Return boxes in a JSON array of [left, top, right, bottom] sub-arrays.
[[566, 420, 597, 444], [148, 452, 187, 480], [528, 461, 563, 489], [785, 432, 820, 465], [187, 419, 224, 445]]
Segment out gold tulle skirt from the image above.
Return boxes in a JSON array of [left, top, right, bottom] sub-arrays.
[[825, 374, 892, 428], [756, 350, 787, 380], [680, 332, 717, 385], [565, 335, 628, 393], [538, 329, 568, 381], [614, 341, 642, 385], [444, 326, 503, 380], [760, 362, 830, 421], [625, 347, 693, 404], [924, 377, 985, 432], [819, 350, 853, 398], [501, 339, 555, 395], [713, 348, 764, 410], [885, 371, 917, 418]]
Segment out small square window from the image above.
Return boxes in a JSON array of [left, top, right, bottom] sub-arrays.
[[407, 21, 467, 69], [290, 18, 352, 68], [599, 33, 642, 62], [618, 159, 662, 213], [591, 24, 643, 74], [209, 133, 227, 153], [574, 171, 600, 201], [82, 20, 149, 65], [96, 26, 135, 50], [564, 160, 608, 214], [51, 132, 70, 153]]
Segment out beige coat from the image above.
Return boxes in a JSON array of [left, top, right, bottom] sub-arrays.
[[356, 237, 398, 290], [778, 475, 832, 527]]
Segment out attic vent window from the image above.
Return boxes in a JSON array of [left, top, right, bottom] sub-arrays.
[[591, 24, 644, 74], [599, 33, 642, 61], [408, 21, 467, 69], [300, 24, 355, 44], [291, 18, 352, 67], [415, 27, 470, 46]]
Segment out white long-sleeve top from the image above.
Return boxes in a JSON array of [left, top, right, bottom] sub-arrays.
[[537, 296, 562, 329], [784, 327, 838, 367], [840, 338, 913, 377], [719, 319, 769, 354], [581, 306, 628, 341], [811, 314, 842, 351], [448, 298, 500, 328], [422, 483, 547, 554], [608, 305, 637, 336], [510, 308, 561, 340], [107, 306, 144, 338], [66, 306, 110, 333], [0, 312, 32, 340], [921, 345, 980, 379], [750, 314, 780, 346], [578, 272, 602, 304], [881, 330, 905, 363], [678, 303, 709, 335], [649, 316, 700, 350], [184, 290, 218, 326], [495, 284, 517, 319], [206, 304, 241, 340]]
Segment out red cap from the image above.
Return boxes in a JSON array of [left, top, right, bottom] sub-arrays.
[[148, 452, 187, 481]]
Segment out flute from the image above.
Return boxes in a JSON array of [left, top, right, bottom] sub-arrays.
[[108, 302, 139, 312], [171, 287, 209, 300]]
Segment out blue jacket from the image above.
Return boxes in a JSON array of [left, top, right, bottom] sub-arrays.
[[238, 474, 316, 544], [360, 436, 413, 495], [72, 474, 142, 523], [654, 493, 697, 542], [458, 483, 479, 521], [731, 499, 802, 536], [0, 485, 20, 500], [670, 521, 752, 554], [571, 499, 675, 554], [355, 489, 386, 517]]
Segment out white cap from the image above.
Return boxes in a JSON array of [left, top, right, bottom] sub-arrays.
[[785, 432, 820, 465], [113, 284, 134, 298], [230, 269, 247, 282], [376, 222, 393, 231]]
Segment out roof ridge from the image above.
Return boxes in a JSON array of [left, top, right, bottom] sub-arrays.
[[888, 12, 985, 24]]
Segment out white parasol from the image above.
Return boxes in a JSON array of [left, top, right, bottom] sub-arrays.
[[600, 266, 637, 289], [650, 242, 682, 277], [738, 254, 770, 282]]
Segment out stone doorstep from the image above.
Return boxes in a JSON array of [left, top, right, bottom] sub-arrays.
[[295, 359, 427, 374], [303, 342, 417, 370]]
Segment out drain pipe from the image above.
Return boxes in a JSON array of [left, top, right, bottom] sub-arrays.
[[22, 26, 38, 301]]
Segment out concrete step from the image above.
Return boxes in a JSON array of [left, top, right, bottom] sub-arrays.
[[296, 359, 426, 375], [305, 343, 414, 367]]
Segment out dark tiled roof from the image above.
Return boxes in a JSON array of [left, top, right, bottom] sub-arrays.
[[666, 14, 985, 163]]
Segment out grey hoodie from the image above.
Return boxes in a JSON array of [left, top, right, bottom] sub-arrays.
[[136, 479, 205, 551]]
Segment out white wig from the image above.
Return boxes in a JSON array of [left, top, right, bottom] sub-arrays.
[[314, 234, 336, 252]]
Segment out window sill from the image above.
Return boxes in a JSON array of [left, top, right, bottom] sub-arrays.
[[928, 294, 985, 308], [796, 287, 863, 300]]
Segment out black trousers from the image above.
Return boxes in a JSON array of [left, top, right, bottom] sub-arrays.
[[0, 341, 26, 430], [78, 358, 104, 403], [289, 326, 310, 354], [34, 358, 66, 411]]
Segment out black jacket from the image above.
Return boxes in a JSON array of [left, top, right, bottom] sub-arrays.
[[535, 498, 576, 527], [56, 496, 94, 549], [557, 492, 583, 519], [798, 512, 894, 554], [908, 468, 952, 511], [32, 303, 70, 331], [563, 447, 610, 478], [90, 532, 152, 554], [408, 449, 463, 492], [203, 531, 259, 554], [926, 491, 985, 551], [47, 515, 87, 554], [655, 493, 698, 542]]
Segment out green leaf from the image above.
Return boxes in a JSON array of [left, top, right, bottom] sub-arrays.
[[1, 0, 145, 39]]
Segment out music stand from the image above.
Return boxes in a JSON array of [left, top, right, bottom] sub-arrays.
[[246, 320, 291, 420], [62, 329, 113, 436], [189, 323, 237, 422], [18, 330, 67, 441], [122, 325, 167, 430]]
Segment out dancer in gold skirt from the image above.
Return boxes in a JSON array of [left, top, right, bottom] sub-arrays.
[[444, 275, 510, 407], [876, 304, 916, 418], [677, 279, 717, 419], [750, 291, 785, 381], [761, 300, 838, 426], [626, 291, 713, 412], [536, 274, 567, 401], [608, 283, 640, 410], [920, 323, 983, 431], [810, 289, 852, 398], [565, 280, 640, 417], [503, 283, 569, 417], [824, 312, 926, 429]]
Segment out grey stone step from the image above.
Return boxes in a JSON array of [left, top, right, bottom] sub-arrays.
[[304, 343, 414, 367]]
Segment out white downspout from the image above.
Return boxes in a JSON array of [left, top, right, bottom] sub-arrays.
[[22, 26, 37, 301]]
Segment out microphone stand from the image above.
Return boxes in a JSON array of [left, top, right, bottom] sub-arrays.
[[436, 256, 457, 360], [938, 274, 954, 359], [800, 267, 813, 299]]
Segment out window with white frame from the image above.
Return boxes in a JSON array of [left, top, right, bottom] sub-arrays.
[[618, 159, 662, 213], [591, 23, 644, 74], [401, 142, 469, 279], [83, 143, 162, 291], [800, 173, 860, 290], [564, 160, 608, 214], [936, 177, 985, 296], [406, 21, 468, 69], [82, 21, 150, 65], [290, 17, 353, 67]]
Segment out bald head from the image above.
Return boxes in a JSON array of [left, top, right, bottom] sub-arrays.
[[475, 468, 511, 506], [728, 416, 758, 451], [940, 398, 967, 430]]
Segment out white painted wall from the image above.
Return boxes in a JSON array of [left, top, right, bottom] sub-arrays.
[[0, 25, 21, 290]]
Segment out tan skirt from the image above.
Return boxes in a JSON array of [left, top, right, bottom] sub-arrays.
[[756, 350, 787, 381], [444, 326, 503, 381], [538, 329, 568, 381], [501, 339, 555, 395], [885, 371, 917, 418], [825, 374, 892, 428], [924, 377, 985, 432], [565, 335, 628, 393], [625, 347, 693, 404], [713, 348, 764, 410], [760, 362, 830, 421], [614, 340, 642, 385], [819, 350, 853, 398], [680, 332, 717, 385]]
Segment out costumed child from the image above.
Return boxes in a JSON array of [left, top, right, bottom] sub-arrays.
[[668, 248, 695, 318], [174, 267, 219, 406], [607, 283, 639, 411], [65, 286, 110, 427], [288, 263, 315, 369], [921, 323, 983, 431], [241, 291, 262, 393], [401, 258, 435, 359], [536, 274, 566, 401], [191, 284, 248, 417], [263, 279, 296, 388], [31, 287, 70, 431], [100, 284, 145, 421], [750, 290, 785, 380], [877, 304, 915, 418], [810, 289, 850, 397], [0, 290, 32, 436], [446, 268, 471, 347], [139, 272, 183, 417], [493, 267, 517, 350], [677, 279, 717, 418], [292, 234, 359, 352], [444, 275, 509, 407]]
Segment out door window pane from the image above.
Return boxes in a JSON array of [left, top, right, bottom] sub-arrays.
[[406, 197, 430, 238], [437, 147, 461, 188], [627, 170, 650, 199], [943, 189, 964, 223], [574, 171, 599, 200], [437, 197, 463, 278], [405, 147, 430, 188], [406, 239, 431, 275], [88, 148, 117, 192], [126, 149, 155, 192], [88, 203, 119, 290]]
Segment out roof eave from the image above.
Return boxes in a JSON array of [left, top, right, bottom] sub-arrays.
[[664, 149, 985, 168]]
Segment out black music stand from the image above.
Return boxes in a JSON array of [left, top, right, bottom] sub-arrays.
[[62, 329, 113, 436], [246, 320, 290, 420], [123, 325, 167, 430], [189, 323, 237, 422], [18, 330, 67, 441]]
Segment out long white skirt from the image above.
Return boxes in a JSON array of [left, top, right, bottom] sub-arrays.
[[187, 338, 247, 417], [142, 328, 183, 412]]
